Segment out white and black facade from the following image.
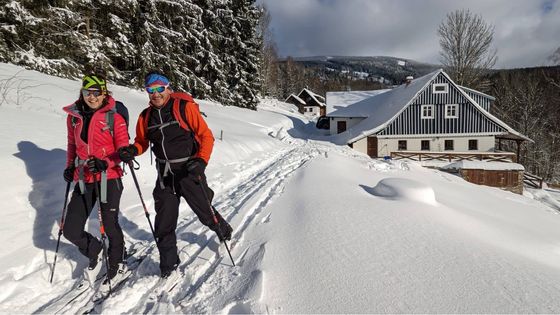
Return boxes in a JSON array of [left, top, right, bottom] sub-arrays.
[[330, 70, 530, 158]]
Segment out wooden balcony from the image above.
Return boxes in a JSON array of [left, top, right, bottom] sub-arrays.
[[390, 151, 517, 163]]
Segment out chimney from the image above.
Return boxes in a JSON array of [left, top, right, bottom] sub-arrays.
[[405, 76, 413, 86]]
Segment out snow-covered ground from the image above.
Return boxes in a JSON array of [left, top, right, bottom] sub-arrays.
[[2, 63, 560, 313]]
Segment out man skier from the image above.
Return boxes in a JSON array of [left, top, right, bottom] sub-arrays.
[[118, 71, 232, 278]]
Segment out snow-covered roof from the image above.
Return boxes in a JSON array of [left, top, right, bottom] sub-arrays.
[[441, 161, 525, 171], [458, 85, 496, 101], [299, 88, 326, 106], [325, 89, 391, 114], [284, 93, 305, 105], [331, 69, 441, 138], [332, 69, 532, 144]]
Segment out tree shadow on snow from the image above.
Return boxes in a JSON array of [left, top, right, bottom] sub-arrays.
[[13, 141, 85, 279]]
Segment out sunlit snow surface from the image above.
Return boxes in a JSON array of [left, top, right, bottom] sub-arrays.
[[1, 63, 560, 313]]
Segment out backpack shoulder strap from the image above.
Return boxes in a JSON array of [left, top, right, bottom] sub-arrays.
[[173, 99, 193, 131], [105, 107, 117, 136], [115, 101, 129, 126], [140, 107, 152, 133]]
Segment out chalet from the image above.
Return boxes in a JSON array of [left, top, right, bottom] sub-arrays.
[[285, 93, 306, 111], [330, 69, 531, 161], [285, 88, 326, 117]]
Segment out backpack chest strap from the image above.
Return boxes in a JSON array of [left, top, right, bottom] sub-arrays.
[[147, 120, 179, 131]]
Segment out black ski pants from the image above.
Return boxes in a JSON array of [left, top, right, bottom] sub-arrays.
[[153, 170, 216, 271], [63, 179, 125, 269]]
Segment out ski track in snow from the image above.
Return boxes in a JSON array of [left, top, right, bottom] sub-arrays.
[[8, 135, 560, 313], [173, 143, 324, 314], [36, 140, 325, 314]]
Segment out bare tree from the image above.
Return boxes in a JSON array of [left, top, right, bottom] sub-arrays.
[[546, 46, 560, 89], [256, 4, 281, 98], [438, 9, 497, 90], [549, 47, 560, 65]]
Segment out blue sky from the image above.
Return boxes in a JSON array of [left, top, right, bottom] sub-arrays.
[[260, 0, 560, 68]]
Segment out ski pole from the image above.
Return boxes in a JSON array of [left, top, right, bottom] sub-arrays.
[[50, 181, 71, 283], [197, 175, 235, 267], [127, 161, 157, 243], [93, 174, 112, 294]]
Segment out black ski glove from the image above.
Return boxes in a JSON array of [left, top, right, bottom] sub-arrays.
[[87, 158, 108, 174], [63, 166, 75, 182], [118, 145, 138, 163], [185, 157, 207, 178]]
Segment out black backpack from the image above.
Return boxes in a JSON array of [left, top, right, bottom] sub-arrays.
[[107, 101, 129, 138]]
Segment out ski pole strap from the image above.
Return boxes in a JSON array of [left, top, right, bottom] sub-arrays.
[[74, 157, 87, 195], [155, 157, 191, 189], [100, 170, 108, 203], [132, 159, 140, 170], [74, 157, 108, 203]]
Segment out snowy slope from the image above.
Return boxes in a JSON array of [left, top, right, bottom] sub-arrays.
[[1, 63, 560, 313]]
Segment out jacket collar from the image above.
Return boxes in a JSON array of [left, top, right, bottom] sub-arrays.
[[63, 95, 116, 117]]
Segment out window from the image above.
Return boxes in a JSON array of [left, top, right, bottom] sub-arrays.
[[398, 140, 407, 150], [432, 83, 449, 94], [445, 104, 458, 118], [421, 140, 430, 151], [444, 140, 454, 150], [421, 105, 434, 119], [337, 121, 347, 134], [468, 139, 478, 150]]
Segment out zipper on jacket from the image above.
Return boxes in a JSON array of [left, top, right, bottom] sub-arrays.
[[156, 108, 173, 173]]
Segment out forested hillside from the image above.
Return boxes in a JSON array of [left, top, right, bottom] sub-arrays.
[[0, 0, 261, 109], [490, 66, 560, 182]]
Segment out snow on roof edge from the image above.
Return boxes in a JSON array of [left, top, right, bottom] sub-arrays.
[[445, 72, 532, 143], [300, 88, 326, 106], [346, 69, 443, 143], [285, 93, 305, 105], [458, 85, 496, 101], [345, 69, 532, 144]]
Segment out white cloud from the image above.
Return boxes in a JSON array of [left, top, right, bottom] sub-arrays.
[[261, 0, 560, 68]]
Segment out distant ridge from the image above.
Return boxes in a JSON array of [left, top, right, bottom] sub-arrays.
[[280, 55, 439, 85]]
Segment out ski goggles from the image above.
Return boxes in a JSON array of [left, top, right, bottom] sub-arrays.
[[146, 85, 168, 94], [81, 89, 105, 98]]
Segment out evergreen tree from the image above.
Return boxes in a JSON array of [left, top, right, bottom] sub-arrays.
[[0, 0, 263, 109]]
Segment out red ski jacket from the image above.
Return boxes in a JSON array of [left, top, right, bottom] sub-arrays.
[[63, 96, 129, 183]]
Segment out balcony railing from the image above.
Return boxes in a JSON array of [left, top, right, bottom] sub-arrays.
[[390, 151, 517, 163]]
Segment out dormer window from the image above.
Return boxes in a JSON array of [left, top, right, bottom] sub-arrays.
[[432, 83, 448, 94]]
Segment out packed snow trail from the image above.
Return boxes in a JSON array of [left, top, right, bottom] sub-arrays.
[[50, 140, 323, 314]]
